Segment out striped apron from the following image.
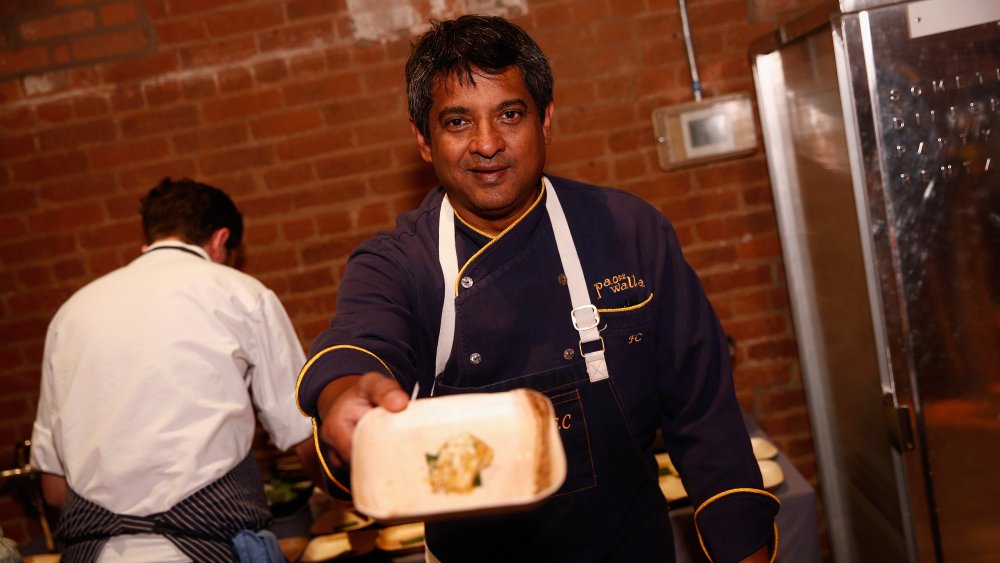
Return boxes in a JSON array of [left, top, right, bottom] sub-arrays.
[[56, 452, 272, 563]]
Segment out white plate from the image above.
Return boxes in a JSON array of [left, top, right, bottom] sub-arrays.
[[375, 522, 426, 552], [301, 533, 352, 562], [309, 506, 375, 535], [351, 388, 567, 522], [759, 459, 785, 489], [751, 436, 779, 460], [658, 474, 688, 501], [657, 459, 785, 502]]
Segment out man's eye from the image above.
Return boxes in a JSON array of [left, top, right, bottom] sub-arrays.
[[500, 110, 522, 121], [445, 118, 467, 128]]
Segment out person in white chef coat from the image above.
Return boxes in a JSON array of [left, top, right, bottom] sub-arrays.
[[30, 177, 319, 563]]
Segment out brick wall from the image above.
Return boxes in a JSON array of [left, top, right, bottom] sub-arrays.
[[0, 0, 821, 548]]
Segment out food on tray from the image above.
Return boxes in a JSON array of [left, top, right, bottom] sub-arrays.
[[300, 533, 352, 562], [351, 389, 567, 520], [376, 522, 426, 551], [426, 432, 494, 494]]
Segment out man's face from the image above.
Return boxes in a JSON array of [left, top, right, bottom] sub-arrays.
[[412, 66, 553, 234]]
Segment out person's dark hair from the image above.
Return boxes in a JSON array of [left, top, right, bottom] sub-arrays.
[[406, 15, 553, 141], [140, 177, 243, 249]]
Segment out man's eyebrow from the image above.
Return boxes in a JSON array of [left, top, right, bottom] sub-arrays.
[[497, 98, 528, 112], [436, 105, 470, 121]]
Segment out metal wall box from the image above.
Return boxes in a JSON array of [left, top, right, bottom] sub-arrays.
[[651, 93, 757, 170]]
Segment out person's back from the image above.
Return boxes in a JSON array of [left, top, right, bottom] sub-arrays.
[[31, 178, 314, 562]]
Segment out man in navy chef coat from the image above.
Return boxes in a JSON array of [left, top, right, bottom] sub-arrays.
[[296, 14, 779, 562]]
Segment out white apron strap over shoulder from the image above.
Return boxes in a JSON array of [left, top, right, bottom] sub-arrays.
[[433, 179, 609, 395], [432, 195, 459, 396], [542, 178, 608, 382]]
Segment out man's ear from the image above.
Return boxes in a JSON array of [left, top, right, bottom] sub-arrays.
[[204, 228, 230, 264], [541, 101, 554, 145], [410, 120, 433, 163]]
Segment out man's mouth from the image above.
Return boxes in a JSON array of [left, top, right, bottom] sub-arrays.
[[468, 165, 509, 182]]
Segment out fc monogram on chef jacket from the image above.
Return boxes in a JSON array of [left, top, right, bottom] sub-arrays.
[[593, 272, 646, 299]]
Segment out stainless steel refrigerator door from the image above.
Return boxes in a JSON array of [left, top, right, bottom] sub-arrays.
[[754, 1, 1000, 561], [856, 4, 1000, 561], [752, 16, 912, 563]]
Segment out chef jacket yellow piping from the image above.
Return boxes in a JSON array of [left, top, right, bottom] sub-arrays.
[[693, 488, 781, 563], [597, 293, 653, 313], [312, 418, 351, 495], [452, 181, 547, 296], [295, 344, 395, 492], [294, 344, 394, 417]]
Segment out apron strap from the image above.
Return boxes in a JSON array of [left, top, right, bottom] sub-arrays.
[[542, 178, 608, 382], [432, 195, 459, 396], [433, 179, 610, 388]]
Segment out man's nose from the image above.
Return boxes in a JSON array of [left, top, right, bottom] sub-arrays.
[[470, 121, 505, 157]]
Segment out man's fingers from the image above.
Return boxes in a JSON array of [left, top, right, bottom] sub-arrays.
[[358, 372, 410, 412]]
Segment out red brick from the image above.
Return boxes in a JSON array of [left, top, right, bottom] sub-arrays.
[[73, 93, 111, 117], [701, 263, 773, 294], [110, 82, 144, 111], [251, 107, 323, 140], [181, 74, 217, 98], [747, 338, 799, 361], [54, 256, 88, 279], [143, 79, 182, 105], [179, 36, 257, 68], [0, 45, 52, 77], [280, 217, 316, 241], [100, 1, 139, 26], [287, 265, 338, 293], [38, 118, 117, 151], [39, 173, 117, 202], [315, 149, 392, 179], [173, 124, 248, 154], [286, 0, 339, 20], [199, 146, 274, 175], [118, 158, 198, 191], [0, 233, 76, 265], [169, 0, 246, 16], [36, 100, 74, 123], [203, 90, 282, 123], [28, 202, 105, 233], [262, 165, 314, 191], [274, 130, 352, 162], [253, 59, 288, 83], [0, 134, 36, 159], [12, 151, 88, 182], [205, 4, 285, 37], [72, 28, 153, 62], [119, 105, 199, 138], [282, 74, 363, 107], [7, 287, 78, 317], [19, 9, 97, 41], [157, 18, 208, 45], [101, 51, 178, 83], [218, 67, 253, 93], [80, 222, 139, 248], [257, 21, 333, 53], [88, 138, 170, 168]]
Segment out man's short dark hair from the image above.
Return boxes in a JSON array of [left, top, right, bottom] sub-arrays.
[[140, 178, 243, 249], [406, 15, 553, 141]]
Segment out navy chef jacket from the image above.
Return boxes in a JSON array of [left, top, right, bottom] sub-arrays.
[[297, 175, 779, 561]]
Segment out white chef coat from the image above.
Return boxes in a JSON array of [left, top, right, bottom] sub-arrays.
[[30, 240, 310, 556]]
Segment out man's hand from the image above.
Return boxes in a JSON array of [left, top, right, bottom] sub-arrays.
[[739, 545, 771, 562], [316, 371, 409, 468]]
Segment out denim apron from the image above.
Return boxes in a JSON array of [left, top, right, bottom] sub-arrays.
[[424, 179, 673, 562]]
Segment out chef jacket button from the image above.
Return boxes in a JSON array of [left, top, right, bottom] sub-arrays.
[[563, 348, 575, 360], [461, 276, 474, 289], [558, 273, 567, 285], [469, 353, 482, 364]]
